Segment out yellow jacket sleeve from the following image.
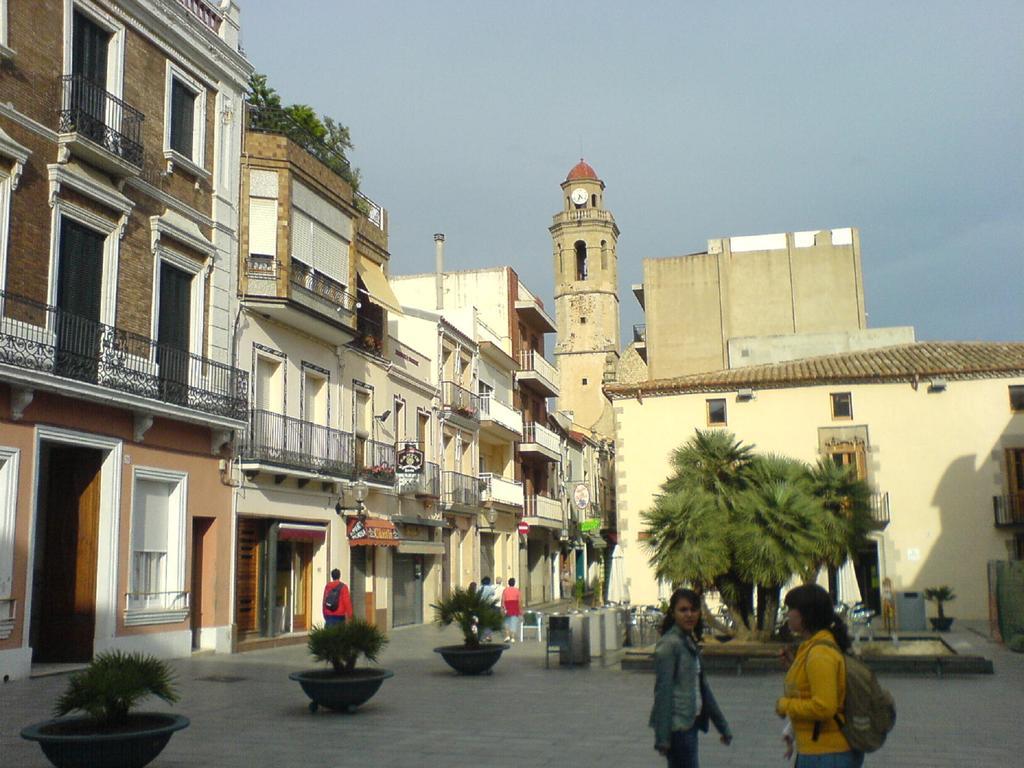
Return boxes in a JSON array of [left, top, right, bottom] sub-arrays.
[[777, 647, 843, 722]]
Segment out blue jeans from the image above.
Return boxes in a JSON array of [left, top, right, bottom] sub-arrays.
[[666, 727, 699, 768], [795, 752, 864, 768], [324, 615, 346, 626]]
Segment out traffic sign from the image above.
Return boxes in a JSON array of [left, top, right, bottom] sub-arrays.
[[517, 520, 530, 535]]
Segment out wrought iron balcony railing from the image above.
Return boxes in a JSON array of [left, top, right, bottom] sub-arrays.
[[290, 259, 355, 312], [443, 470, 480, 508], [240, 409, 356, 478], [442, 380, 480, 422], [176, 0, 222, 32], [994, 494, 1024, 527], [58, 74, 144, 168], [0, 290, 248, 420], [399, 461, 440, 498], [361, 438, 396, 484], [868, 491, 891, 527]]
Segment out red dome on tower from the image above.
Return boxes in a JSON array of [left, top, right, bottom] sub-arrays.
[[566, 159, 598, 181]]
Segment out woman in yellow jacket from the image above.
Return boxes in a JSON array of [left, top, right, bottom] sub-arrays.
[[776, 584, 864, 768]]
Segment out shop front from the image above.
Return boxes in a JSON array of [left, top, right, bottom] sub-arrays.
[[391, 515, 445, 627], [346, 517, 399, 625], [235, 519, 327, 641]]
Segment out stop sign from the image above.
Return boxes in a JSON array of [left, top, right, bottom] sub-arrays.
[[517, 521, 530, 535]]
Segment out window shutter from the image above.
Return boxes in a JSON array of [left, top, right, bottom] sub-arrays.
[[133, 479, 170, 553], [248, 198, 277, 258], [170, 80, 194, 157], [311, 219, 346, 285], [291, 208, 313, 270]]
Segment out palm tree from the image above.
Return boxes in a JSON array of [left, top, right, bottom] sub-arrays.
[[664, 429, 755, 499], [807, 457, 873, 578]]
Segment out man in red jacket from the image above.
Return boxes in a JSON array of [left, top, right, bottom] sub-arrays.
[[322, 568, 353, 625]]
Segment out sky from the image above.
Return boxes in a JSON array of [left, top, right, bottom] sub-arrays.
[[240, 1, 1023, 344]]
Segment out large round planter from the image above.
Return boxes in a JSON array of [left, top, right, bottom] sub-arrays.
[[434, 644, 509, 675], [21, 713, 189, 768], [289, 668, 394, 712], [930, 617, 955, 632]]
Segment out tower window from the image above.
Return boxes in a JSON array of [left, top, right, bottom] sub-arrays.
[[582, 378, 588, 385], [575, 240, 588, 280], [591, 194, 597, 207], [601, 240, 608, 270], [580, 316, 587, 324]]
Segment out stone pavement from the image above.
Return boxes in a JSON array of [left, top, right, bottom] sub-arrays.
[[1, 620, 1021, 767]]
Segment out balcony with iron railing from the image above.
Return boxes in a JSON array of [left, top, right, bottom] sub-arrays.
[[480, 473, 524, 508], [398, 461, 441, 498], [0, 290, 248, 422], [176, 0, 222, 32], [519, 421, 561, 462], [57, 74, 144, 175], [868, 491, 891, 528], [442, 381, 481, 427], [525, 493, 563, 524], [516, 350, 559, 397], [478, 393, 523, 439], [360, 438, 396, 485], [994, 494, 1024, 527], [240, 409, 356, 479], [443, 470, 481, 510]]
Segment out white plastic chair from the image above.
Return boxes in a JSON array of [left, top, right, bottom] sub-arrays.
[[521, 611, 544, 642]]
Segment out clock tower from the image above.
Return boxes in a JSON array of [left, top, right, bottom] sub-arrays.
[[551, 159, 620, 436]]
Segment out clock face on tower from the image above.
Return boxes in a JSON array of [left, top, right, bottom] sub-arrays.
[[571, 188, 588, 207]]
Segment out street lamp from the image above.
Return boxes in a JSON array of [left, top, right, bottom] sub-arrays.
[[335, 479, 370, 518]]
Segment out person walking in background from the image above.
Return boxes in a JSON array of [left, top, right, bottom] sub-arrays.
[[776, 584, 863, 768], [502, 577, 522, 643], [478, 577, 496, 640], [650, 588, 732, 767], [493, 577, 506, 611], [322, 568, 353, 626]]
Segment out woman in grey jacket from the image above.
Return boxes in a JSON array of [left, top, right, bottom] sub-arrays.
[[650, 588, 732, 767]]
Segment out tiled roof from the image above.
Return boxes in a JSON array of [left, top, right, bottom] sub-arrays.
[[566, 159, 598, 181], [604, 342, 1024, 399]]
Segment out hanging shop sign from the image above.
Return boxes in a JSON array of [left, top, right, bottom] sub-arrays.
[[396, 443, 425, 475], [347, 518, 400, 546], [579, 518, 600, 533], [572, 483, 591, 513]]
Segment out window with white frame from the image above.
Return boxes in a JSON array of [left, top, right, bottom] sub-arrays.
[[0, 448, 20, 601], [248, 169, 278, 260], [0, 0, 13, 59], [163, 62, 207, 177], [128, 470, 187, 617]]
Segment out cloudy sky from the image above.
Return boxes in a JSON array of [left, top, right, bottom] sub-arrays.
[[241, 1, 1022, 343]]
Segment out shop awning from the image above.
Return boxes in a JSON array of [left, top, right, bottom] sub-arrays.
[[356, 257, 403, 314], [398, 541, 445, 555], [347, 517, 400, 547], [277, 523, 327, 543]]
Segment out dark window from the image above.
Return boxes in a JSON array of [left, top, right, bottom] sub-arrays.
[[72, 11, 109, 86], [157, 262, 192, 405], [55, 219, 104, 382], [575, 240, 587, 280], [581, 378, 588, 385], [707, 398, 727, 426], [1010, 386, 1024, 412], [579, 316, 587, 324], [170, 78, 196, 157], [591, 194, 597, 207], [831, 392, 853, 419]]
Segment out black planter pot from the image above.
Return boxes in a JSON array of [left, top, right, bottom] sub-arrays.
[[21, 713, 189, 768], [434, 644, 509, 675], [930, 617, 955, 632], [289, 668, 394, 712]]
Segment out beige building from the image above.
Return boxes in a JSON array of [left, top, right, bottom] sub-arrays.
[[633, 228, 869, 379], [606, 342, 1024, 622], [235, 105, 443, 642], [392, 263, 563, 603], [552, 159, 619, 437]]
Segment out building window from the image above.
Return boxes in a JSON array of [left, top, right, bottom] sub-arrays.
[[706, 398, 727, 426], [0, 0, 13, 58], [826, 440, 867, 480], [831, 392, 853, 420], [0, 447, 19, 601], [575, 240, 587, 280], [579, 316, 587, 324], [129, 470, 187, 613], [1010, 385, 1024, 412], [582, 378, 588, 385], [163, 63, 207, 177]]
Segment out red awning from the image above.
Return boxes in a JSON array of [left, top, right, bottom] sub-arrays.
[[347, 518, 399, 547], [277, 523, 327, 543]]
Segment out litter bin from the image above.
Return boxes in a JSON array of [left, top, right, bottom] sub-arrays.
[[586, 610, 605, 660], [896, 591, 927, 632], [548, 613, 590, 665]]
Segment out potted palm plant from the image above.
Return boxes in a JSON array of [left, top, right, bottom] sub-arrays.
[[432, 586, 508, 675], [289, 619, 392, 713], [924, 586, 956, 631], [21, 650, 188, 768]]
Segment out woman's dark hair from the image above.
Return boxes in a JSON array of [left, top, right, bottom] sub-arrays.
[[660, 588, 704, 639], [507, 578, 516, 587], [783, 583, 851, 652]]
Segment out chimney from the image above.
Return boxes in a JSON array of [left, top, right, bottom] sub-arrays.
[[434, 233, 445, 310]]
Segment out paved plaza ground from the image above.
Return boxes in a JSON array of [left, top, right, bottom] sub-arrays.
[[2, 620, 1021, 767]]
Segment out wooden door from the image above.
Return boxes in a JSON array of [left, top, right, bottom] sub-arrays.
[[291, 544, 312, 632], [235, 518, 263, 635], [35, 446, 102, 663]]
